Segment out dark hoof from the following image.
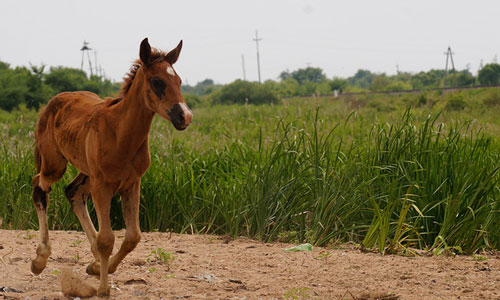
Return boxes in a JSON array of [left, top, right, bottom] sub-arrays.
[[31, 260, 45, 275], [86, 262, 100, 275]]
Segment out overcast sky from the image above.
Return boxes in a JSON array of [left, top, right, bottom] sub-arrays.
[[1, 0, 499, 85]]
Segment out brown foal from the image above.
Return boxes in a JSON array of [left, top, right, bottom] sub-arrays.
[[30, 38, 192, 296]]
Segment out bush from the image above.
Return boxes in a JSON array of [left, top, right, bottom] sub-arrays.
[[385, 80, 412, 92], [183, 93, 202, 108], [329, 77, 348, 93], [210, 80, 278, 105], [478, 63, 500, 85], [445, 93, 468, 111], [483, 89, 500, 106], [417, 94, 428, 107]]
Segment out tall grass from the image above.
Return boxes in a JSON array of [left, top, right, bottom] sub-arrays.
[[2, 90, 500, 254]]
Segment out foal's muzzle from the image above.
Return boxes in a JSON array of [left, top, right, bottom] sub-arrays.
[[168, 103, 192, 130]]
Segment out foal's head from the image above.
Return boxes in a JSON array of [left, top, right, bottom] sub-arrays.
[[139, 38, 192, 130]]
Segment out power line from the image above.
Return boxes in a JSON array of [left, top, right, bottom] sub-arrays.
[[253, 30, 262, 83]]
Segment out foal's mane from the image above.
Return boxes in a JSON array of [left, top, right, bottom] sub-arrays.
[[118, 48, 167, 98]]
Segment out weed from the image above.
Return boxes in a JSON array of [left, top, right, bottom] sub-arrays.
[[21, 230, 37, 240], [473, 254, 488, 261], [72, 239, 83, 246], [315, 250, 332, 263], [284, 287, 318, 300], [147, 248, 176, 265]]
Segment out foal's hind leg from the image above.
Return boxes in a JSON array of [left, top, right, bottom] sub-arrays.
[[65, 173, 100, 263], [31, 174, 51, 275], [31, 154, 67, 275]]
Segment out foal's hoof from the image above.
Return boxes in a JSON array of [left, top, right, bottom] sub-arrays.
[[31, 259, 46, 275], [31, 244, 51, 275], [86, 262, 100, 275], [97, 286, 110, 297]]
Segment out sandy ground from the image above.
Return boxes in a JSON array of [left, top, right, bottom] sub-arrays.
[[0, 230, 499, 300]]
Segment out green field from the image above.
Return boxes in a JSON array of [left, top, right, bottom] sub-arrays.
[[2, 88, 500, 254]]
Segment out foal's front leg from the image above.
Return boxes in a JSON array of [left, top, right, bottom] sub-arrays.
[[91, 183, 115, 297], [85, 180, 142, 275], [108, 180, 142, 273]]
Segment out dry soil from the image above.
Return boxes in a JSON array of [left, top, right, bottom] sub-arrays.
[[0, 230, 499, 299]]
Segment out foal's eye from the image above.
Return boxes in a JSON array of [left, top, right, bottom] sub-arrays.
[[149, 78, 166, 98]]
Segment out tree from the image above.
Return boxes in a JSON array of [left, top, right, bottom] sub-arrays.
[[25, 64, 52, 110], [348, 69, 374, 89], [181, 78, 221, 96], [44, 67, 118, 98], [455, 70, 476, 87], [478, 63, 500, 85], [290, 67, 326, 84], [385, 80, 412, 92], [276, 78, 300, 98], [44, 66, 88, 93], [329, 77, 348, 93], [370, 74, 391, 91], [0, 64, 30, 111], [410, 69, 444, 90], [210, 80, 278, 105], [279, 70, 292, 81]]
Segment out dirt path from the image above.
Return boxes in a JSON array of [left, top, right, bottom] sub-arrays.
[[0, 230, 499, 299]]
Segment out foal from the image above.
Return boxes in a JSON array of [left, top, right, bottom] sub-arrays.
[[31, 38, 192, 296]]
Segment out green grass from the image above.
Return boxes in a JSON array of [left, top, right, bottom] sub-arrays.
[[2, 89, 500, 254]]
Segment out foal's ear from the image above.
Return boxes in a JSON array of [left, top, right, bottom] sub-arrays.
[[165, 40, 183, 65], [140, 38, 152, 66]]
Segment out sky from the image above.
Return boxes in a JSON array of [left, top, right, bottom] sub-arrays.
[[1, 0, 499, 85]]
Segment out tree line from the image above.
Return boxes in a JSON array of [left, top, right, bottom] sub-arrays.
[[1, 59, 500, 111], [184, 63, 500, 106], [0, 61, 120, 111]]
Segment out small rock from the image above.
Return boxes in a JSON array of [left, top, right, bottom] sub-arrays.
[[124, 278, 147, 285], [0, 287, 24, 293], [59, 268, 96, 298], [229, 279, 243, 284], [130, 259, 146, 266]]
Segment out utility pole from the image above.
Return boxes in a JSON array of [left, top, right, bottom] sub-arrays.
[[94, 50, 99, 77], [253, 30, 262, 83], [443, 46, 456, 87], [80, 41, 94, 76], [241, 54, 247, 81]]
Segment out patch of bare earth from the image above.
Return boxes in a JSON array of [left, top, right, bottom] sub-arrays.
[[0, 230, 499, 299]]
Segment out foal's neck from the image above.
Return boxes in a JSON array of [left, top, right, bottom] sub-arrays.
[[115, 70, 155, 152]]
